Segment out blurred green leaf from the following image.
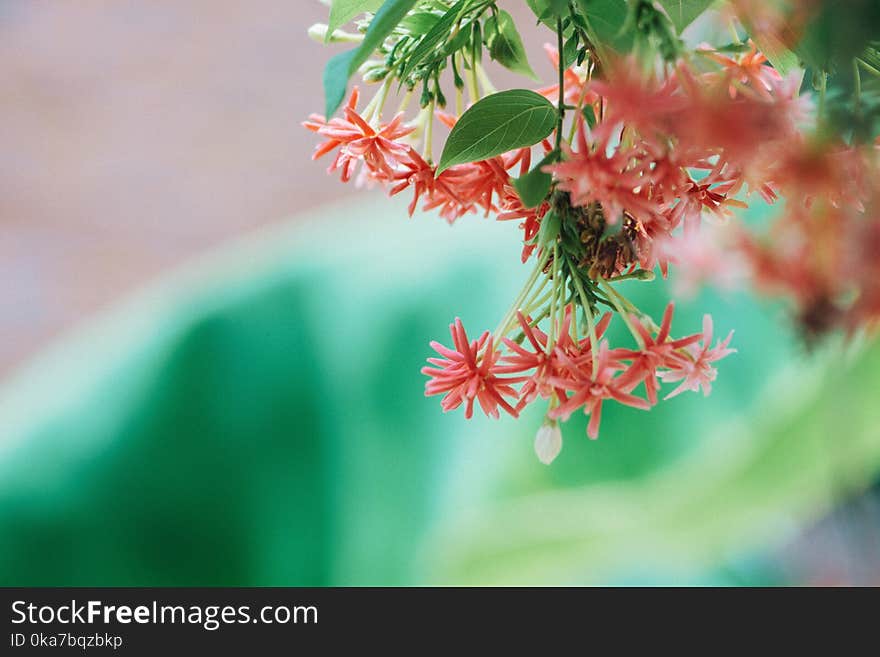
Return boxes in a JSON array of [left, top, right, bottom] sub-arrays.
[[0, 195, 877, 587], [327, 0, 385, 38], [426, 338, 880, 584], [658, 0, 713, 33], [574, 0, 632, 62], [484, 10, 538, 80], [324, 0, 418, 116]]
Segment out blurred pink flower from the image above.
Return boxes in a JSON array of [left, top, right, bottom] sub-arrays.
[[660, 315, 735, 399], [613, 303, 702, 405]]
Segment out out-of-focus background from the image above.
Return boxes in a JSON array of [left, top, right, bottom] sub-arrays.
[[0, 0, 350, 375], [0, 1, 878, 586]]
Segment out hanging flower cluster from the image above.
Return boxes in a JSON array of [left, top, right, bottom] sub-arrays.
[[306, 0, 880, 462]]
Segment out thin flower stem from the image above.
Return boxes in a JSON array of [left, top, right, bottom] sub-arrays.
[[467, 51, 480, 103], [523, 279, 552, 315], [599, 280, 646, 347], [475, 62, 496, 95], [857, 58, 880, 77], [548, 246, 560, 350], [424, 99, 435, 161], [570, 271, 599, 377], [493, 250, 551, 339], [555, 17, 565, 152], [362, 76, 392, 123], [567, 81, 590, 144], [727, 18, 741, 45], [398, 90, 414, 114], [854, 58, 862, 113], [526, 292, 574, 330], [607, 269, 653, 283]]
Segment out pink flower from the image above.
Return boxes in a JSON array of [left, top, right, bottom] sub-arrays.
[[387, 147, 466, 217], [588, 58, 688, 137], [422, 319, 524, 419], [613, 303, 702, 405], [545, 119, 662, 224], [700, 40, 783, 101], [657, 225, 747, 297], [498, 307, 612, 411], [659, 315, 735, 399], [549, 343, 650, 439], [303, 88, 413, 182]]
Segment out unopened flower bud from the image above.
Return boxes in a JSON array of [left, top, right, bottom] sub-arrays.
[[307, 23, 329, 42], [308, 23, 364, 44], [534, 422, 563, 465], [362, 66, 389, 83]]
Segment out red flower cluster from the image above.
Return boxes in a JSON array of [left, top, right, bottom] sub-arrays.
[[422, 304, 734, 440], [304, 88, 544, 233], [545, 51, 805, 277], [306, 25, 878, 461]]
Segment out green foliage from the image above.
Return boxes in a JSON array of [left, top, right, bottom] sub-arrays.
[[795, 0, 880, 74], [628, 0, 683, 61], [437, 90, 557, 173], [400, 0, 471, 84], [526, 0, 571, 27], [327, 0, 385, 37], [427, 334, 880, 584], [575, 0, 632, 60], [657, 0, 714, 33], [324, 0, 419, 117], [323, 50, 358, 119], [2, 198, 877, 585], [399, 12, 443, 36], [513, 151, 559, 209], [484, 10, 537, 79]]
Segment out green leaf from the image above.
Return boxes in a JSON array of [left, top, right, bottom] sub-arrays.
[[399, 12, 442, 36], [581, 104, 597, 128], [793, 2, 880, 73], [484, 10, 537, 80], [525, 0, 567, 27], [657, 0, 714, 34], [562, 33, 580, 68], [537, 209, 561, 245], [323, 0, 419, 117], [513, 151, 559, 209], [574, 0, 632, 60], [437, 90, 558, 174], [323, 50, 357, 119], [327, 0, 384, 38], [401, 0, 470, 83]]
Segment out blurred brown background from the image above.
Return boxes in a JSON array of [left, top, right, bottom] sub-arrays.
[[0, 1, 551, 380], [0, 0, 356, 378]]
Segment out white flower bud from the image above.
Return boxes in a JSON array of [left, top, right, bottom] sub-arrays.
[[307, 23, 329, 43], [308, 23, 365, 44], [534, 422, 563, 465]]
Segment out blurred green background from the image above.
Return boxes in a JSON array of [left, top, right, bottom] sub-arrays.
[[0, 196, 878, 586]]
